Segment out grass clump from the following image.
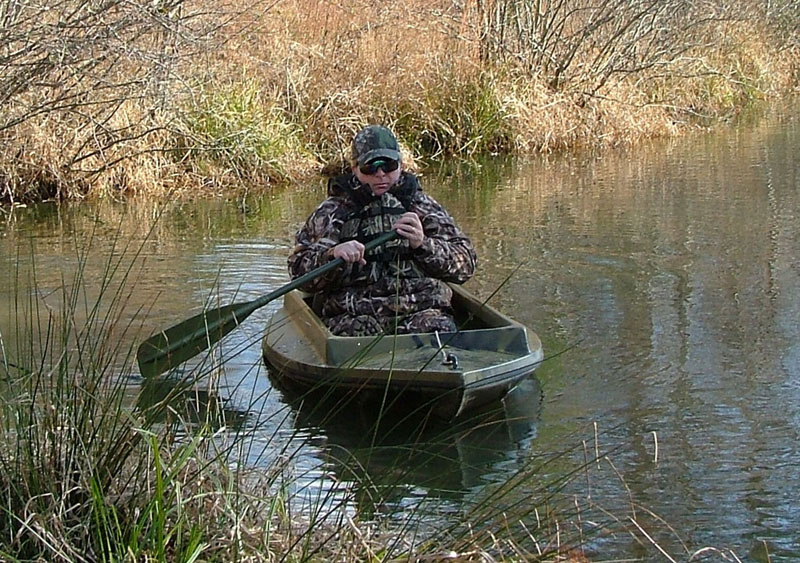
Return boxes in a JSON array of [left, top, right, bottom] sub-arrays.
[[0, 229, 204, 560], [178, 81, 316, 188], [394, 68, 515, 157]]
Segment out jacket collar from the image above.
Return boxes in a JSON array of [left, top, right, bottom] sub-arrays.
[[327, 172, 419, 208]]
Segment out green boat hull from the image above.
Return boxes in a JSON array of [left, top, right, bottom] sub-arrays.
[[261, 284, 543, 420]]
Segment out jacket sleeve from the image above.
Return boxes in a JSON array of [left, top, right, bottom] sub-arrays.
[[287, 198, 348, 292], [411, 193, 477, 283]]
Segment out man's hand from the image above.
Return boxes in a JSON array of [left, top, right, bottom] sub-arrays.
[[394, 212, 425, 249], [331, 240, 366, 264]]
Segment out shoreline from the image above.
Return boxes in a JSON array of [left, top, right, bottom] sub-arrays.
[[1, 0, 797, 204]]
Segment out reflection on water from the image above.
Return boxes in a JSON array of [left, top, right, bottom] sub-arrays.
[[1, 102, 799, 559], [269, 373, 542, 515], [135, 374, 252, 432]]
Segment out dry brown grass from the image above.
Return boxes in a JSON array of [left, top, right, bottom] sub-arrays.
[[0, 0, 797, 203]]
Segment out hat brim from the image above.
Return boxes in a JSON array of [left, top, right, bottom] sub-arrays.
[[357, 148, 401, 166]]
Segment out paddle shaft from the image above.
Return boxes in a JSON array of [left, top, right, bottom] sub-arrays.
[[137, 229, 400, 377], [247, 229, 400, 311]]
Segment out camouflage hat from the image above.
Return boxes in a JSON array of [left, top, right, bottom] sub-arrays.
[[351, 125, 401, 166]]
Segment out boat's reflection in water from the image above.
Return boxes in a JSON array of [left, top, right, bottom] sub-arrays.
[[132, 371, 543, 516], [270, 372, 543, 514]]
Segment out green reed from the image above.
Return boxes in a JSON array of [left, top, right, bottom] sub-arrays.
[[0, 226, 217, 561]]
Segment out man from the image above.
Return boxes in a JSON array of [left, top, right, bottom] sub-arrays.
[[288, 124, 476, 336]]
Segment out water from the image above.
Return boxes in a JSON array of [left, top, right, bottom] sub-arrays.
[[1, 103, 798, 560]]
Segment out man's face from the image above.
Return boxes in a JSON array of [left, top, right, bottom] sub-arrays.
[[353, 159, 402, 196]]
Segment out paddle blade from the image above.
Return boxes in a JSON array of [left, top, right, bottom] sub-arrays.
[[136, 230, 400, 378], [137, 299, 260, 378]]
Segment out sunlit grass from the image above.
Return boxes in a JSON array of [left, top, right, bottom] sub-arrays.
[[178, 80, 316, 187], [0, 0, 797, 202]]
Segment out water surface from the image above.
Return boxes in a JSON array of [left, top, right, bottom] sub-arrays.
[[1, 104, 798, 560]]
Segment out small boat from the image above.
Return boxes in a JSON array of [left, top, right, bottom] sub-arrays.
[[261, 284, 543, 420]]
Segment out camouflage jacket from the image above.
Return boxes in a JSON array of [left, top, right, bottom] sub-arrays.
[[288, 172, 477, 321]]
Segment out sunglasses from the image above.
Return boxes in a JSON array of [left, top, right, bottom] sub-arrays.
[[359, 158, 400, 175]]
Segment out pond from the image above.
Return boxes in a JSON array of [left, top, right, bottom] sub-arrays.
[[1, 102, 798, 560]]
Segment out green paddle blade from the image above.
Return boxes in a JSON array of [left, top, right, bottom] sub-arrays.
[[137, 229, 399, 378], [137, 299, 261, 378]]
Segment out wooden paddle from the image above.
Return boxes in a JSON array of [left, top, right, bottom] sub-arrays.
[[136, 230, 399, 378]]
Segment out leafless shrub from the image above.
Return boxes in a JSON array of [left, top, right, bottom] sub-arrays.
[[1, 0, 189, 129], [469, 0, 797, 98], [0, 0, 260, 200]]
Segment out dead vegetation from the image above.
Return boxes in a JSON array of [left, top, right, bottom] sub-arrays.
[[0, 0, 797, 203]]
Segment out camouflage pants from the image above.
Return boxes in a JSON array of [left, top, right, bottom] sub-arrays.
[[324, 308, 456, 337]]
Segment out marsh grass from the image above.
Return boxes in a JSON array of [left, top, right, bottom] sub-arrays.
[[178, 80, 316, 188], [1, 0, 798, 202], [0, 224, 738, 561]]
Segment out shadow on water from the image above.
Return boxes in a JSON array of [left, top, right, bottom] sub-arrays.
[[134, 374, 252, 432], [268, 370, 544, 515]]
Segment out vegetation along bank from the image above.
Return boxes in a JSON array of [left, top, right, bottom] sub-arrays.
[[1, 0, 798, 204]]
